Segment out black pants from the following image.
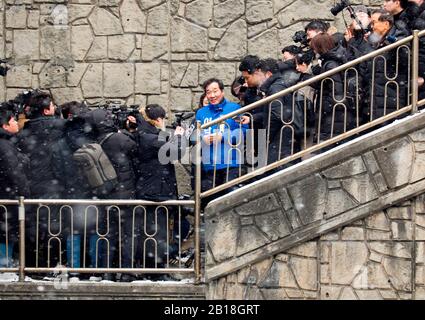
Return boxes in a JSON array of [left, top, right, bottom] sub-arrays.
[[200, 167, 242, 210]]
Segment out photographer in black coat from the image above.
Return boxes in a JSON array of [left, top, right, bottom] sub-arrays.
[[131, 105, 184, 280], [58, 102, 96, 272], [0, 107, 29, 267], [18, 92, 66, 199], [86, 109, 138, 281], [17, 91, 66, 268], [135, 105, 183, 201]]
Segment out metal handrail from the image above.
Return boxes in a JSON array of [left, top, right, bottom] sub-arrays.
[[20, 199, 195, 206], [198, 29, 425, 198], [0, 197, 201, 282], [201, 102, 425, 198], [201, 30, 425, 130]]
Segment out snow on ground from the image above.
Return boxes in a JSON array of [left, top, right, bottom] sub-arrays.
[[0, 272, 194, 285]]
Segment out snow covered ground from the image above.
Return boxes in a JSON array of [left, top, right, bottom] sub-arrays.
[[0, 272, 194, 285]]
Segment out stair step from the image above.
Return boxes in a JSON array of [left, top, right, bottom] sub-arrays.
[[0, 281, 206, 300]]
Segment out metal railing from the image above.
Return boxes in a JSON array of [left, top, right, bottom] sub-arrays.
[[197, 30, 425, 199], [0, 198, 201, 282], [2, 31, 425, 286]]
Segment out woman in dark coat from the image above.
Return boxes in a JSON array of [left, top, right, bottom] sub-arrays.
[[133, 104, 184, 279], [310, 33, 355, 145]]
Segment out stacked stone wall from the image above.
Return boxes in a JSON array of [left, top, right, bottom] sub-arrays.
[[208, 197, 425, 300], [0, 0, 377, 113], [204, 111, 425, 300]]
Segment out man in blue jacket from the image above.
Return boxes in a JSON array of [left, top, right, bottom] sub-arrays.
[[195, 78, 247, 206]]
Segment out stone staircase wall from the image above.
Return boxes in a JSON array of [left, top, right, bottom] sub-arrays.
[[204, 111, 425, 299]]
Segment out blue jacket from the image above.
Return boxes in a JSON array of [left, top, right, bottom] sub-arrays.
[[195, 99, 247, 172]]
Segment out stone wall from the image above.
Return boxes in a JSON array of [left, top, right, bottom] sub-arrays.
[[208, 197, 425, 300], [204, 110, 425, 299], [0, 0, 377, 111]]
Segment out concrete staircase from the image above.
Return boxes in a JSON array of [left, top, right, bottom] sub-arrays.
[[204, 110, 425, 299]]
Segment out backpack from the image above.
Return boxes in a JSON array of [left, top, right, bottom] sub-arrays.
[[72, 133, 118, 193]]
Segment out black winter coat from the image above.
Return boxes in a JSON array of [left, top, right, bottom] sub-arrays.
[[314, 45, 355, 139], [0, 128, 30, 199], [396, 2, 419, 31], [88, 110, 138, 199], [347, 32, 374, 86], [135, 121, 180, 201], [54, 112, 96, 199], [18, 116, 66, 198], [414, 3, 425, 81], [243, 86, 264, 129], [366, 25, 410, 120], [260, 74, 303, 164], [278, 59, 301, 88]]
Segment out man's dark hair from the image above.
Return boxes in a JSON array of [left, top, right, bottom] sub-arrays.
[[400, 0, 409, 9], [305, 20, 329, 33], [255, 58, 280, 74], [145, 104, 166, 121], [198, 93, 207, 108], [28, 91, 53, 118], [60, 101, 88, 119], [202, 78, 225, 91], [281, 45, 302, 55], [378, 12, 395, 25], [0, 108, 14, 126], [371, 8, 387, 16], [332, 32, 347, 48], [295, 51, 314, 65], [239, 55, 260, 74]]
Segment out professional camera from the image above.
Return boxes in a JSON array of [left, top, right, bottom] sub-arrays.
[[99, 103, 140, 130], [330, 0, 351, 16], [169, 111, 195, 129], [292, 30, 308, 46]]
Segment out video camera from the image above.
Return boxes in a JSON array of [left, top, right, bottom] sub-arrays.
[[330, 0, 350, 16], [99, 103, 140, 130], [292, 30, 309, 47], [330, 0, 368, 35], [172, 112, 195, 128]]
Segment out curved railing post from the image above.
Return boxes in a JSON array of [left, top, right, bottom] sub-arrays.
[[194, 121, 202, 284], [412, 30, 420, 114], [18, 196, 25, 282]]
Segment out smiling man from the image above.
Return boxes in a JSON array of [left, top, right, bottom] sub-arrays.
[[195, 78, 247, 208]]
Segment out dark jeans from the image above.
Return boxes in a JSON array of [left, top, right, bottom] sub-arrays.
[[0, 205, 19, 267]]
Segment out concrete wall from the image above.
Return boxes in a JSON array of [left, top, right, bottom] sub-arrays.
[[204, 111, 425, 300], [0, 0, 377, 110]]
